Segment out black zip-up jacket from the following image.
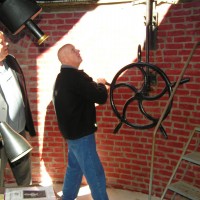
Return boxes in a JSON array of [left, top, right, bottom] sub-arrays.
[[53, 67, 108, 140]]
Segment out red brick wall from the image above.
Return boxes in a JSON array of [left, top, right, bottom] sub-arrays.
[[1, 1, 200, 198]]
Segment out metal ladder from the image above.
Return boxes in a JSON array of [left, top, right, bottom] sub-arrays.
[[161, 127, 200, 200]]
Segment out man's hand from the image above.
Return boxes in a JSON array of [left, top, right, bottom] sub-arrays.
[[97, 78, 110, 90]]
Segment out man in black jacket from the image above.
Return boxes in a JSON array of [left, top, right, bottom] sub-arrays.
[[53, 44, 109, 200], [0, 31, 36, 186]]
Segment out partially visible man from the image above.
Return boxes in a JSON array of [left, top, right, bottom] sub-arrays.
[[53, 44, 109, 200], [0, 31, 36, 186]]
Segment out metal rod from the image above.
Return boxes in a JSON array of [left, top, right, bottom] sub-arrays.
[[145, 0, 153, 95], [146, 0, 152, 63], [148, 41, 200, 200]]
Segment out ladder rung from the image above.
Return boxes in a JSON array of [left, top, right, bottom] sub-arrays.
[[168, 181, 200, 200], [183, 152, 200, 165], [194, 127, 200, 132]]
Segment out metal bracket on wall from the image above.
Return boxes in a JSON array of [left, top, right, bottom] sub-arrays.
[[132, 0, 179, 5], [144, 9, 158, 50], [132, 0, 158, 51]]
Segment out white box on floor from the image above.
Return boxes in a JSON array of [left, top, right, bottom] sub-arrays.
[[5, 185, 56, 200]]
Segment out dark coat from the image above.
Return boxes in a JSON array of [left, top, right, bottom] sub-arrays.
[[53, 67, 108, 140], [3, 55, 36, 137]]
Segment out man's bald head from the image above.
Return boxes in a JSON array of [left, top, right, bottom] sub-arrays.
[[57, 44, 82, 68]]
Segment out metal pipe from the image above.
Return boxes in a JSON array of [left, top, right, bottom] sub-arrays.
[[144, 0, 153, 96], [146, 0, 153, 63]]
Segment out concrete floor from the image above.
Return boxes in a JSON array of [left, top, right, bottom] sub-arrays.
[[4, 182, 161, 200], [53, 184, 161, 200]]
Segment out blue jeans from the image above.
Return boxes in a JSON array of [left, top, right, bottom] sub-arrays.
[[62, 134, 109, 200]]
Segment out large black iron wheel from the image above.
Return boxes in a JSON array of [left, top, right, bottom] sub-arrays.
[[110, 62, 173, 139]]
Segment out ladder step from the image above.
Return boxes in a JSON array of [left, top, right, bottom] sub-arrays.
[[168, 181, 200, 200], [194, 127, 200, 132], [183, 152, 200, 165]]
